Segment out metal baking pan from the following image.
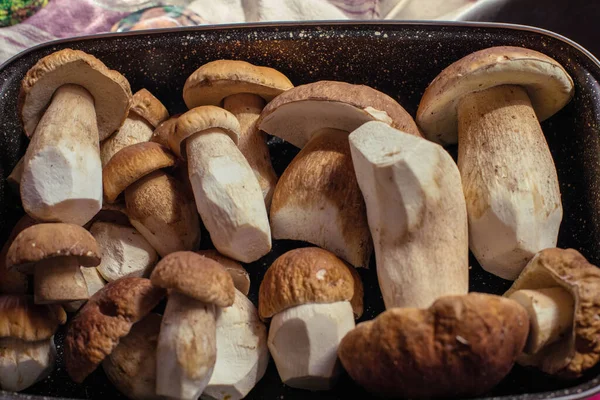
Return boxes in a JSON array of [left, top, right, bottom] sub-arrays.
[[1, 20, 600, 400]]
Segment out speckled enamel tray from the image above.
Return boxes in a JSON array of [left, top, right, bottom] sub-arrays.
[[1, 21, 600, 400]]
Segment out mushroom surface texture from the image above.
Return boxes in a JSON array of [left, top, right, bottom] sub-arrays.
[[258, 247, 362, 390], [348, 121, 469, 309], [63, 267, 107, 313], [0, 215, 37, 294], [150, 251, 235, 400], [338, 293, 529, 399], [197, 249, 251, 296], [504, 248, 600, 378], [416, 46, 572, 280], [18, 49, 132, 225], [170, 106, 271, 263]]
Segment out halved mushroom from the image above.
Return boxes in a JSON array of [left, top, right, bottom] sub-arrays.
[[18, 49, 132, 225], [0, 215, 37, 294], [197, 249, 251, 296], [416, 46, 572, 280], [257, 81, 420, 268], [259, 247, 363, 390]]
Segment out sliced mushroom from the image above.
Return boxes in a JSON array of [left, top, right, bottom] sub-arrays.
[[416, 46, 573, 280], [257, 81, 420, 268], [197, 249, 250, 296], [259, 247, 363, 390], [0, 215, 37, 295], [63, 267, 106, 313], [19, 49, 132, 225]]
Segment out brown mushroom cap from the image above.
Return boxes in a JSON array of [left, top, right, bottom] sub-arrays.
[[0, 295, 66, 341], [64, 277, 166, 383], [102, 142, 176, 203], [258, 247, 361, 320], [129, 89, 169, 128], [416, 46, 574, 145], [0, 214, 38, 294], [6, 223, 101, 274], [150, 251, 235, 307], [338, 293, 529, 399], [18, 48, 132, 141], [150, 114, 180, 148], [196, 249, 251, 296], [504, 248, 600, 378], [183, 59, 293, 108]]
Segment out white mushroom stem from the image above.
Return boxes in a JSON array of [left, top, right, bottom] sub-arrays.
[[349, 121, 469, 309], [268, 301, 355, 391], [100, 114, 154, 167], [64, 267, 106, 313], [509, 287, 574, 354], [0, 337, 56, 392], [33, 257, 89, 304], [7, 157, 24, 191], [20, 84, 102, 226], [223, 93, 277, 207], [156, 292, 217, 400], [186, 128, 271, 263], [457, 85, 562, 280]]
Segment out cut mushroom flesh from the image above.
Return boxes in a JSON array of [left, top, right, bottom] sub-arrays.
[[0, 337, 56, 392]]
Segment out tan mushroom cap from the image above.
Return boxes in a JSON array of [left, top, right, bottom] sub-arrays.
[[150, 251, 235, 307], [169, 105, 241, 158], [6, 223, 101, 274], [197, 249, 251, 296], [0, 214, 38, 294], [103, 142, 176, 202], [416, 46, 574, 145], [0, 295, 66, 341], [18, 48, 132, 141], [257, 80, 421, 148], [505, 248, 600, 378], [150, 114, 180, 148], [183, 59, 293, 108], [258, 247, 362, 320], [338, 293, 529, 399], [129, 89, 169, 128], [64, 277, 166, 383]]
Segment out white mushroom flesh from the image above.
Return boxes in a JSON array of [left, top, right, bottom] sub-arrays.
[[0, 337, 56, 392]]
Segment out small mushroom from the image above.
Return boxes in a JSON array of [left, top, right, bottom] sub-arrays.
[[101, 89, 169, 166], [183, 60, 294, 206], [416, 46, 573, 280], [64, 277, 166, 383], [6, 223, 101, 304], [18, 49, 132, 225], [258, 247, 363, 390], [63, 267, 107, 313], [257, 81, 420, 268], [348, 121, 469, 309], [197, 249, 250, 296], [0, 215, 37, 294], [338, 293, 529, 399], [0, 295, 66, 392], [505, 248, 600, 378], [169, 106, 271, 263], [103, 141, 201, 257], [150, 251, 235, 399]]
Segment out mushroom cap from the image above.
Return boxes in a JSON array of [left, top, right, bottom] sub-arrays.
[[504, 248, 600, 378], [338, 293, 529, 399], [197, 249, 251, 296], [169, 105, 241, 157], [183, 59, 293, 108], [0, 295, 66, 341], [258, 247, 362, 320], [0, 214, 38, 294], [150, 114, 180, 148], [257, 80, 421, 148], [150, 251, 235, 307], [64, 277, 166, 383], [18, 48, 132, 141], [6, 223, 101, 274], [102, 142, 176, 203], [129, 89, 169, 128], [416, 46, 574, 145]]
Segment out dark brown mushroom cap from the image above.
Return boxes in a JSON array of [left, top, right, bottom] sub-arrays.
[[0, 295, 66, 341]]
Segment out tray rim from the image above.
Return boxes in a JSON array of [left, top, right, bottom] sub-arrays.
[[1, 20, 600, 400]]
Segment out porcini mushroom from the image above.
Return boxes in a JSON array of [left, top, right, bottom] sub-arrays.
[[416, 46, 573, 280], [258, 247, 363, 390], [63, 267, 106, 313], [0, 215, 37, 294], [183, 60, 294, 206], [0, 295, 66, 391], [18, 49, 132, 225], [338, 293, 529, 399], [150, 251, 235, 399], [257, 81, 420, 268], [103, 141, 201, 257], [505, 248, 600, 378], [197, 249, 250, 296], [169, 106, 271, 263], [348, 121, 469, 309], [101, 89, 169, 166]]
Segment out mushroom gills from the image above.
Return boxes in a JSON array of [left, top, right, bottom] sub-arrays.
[[100, 114, 154, 167], [0, 337, 56, 392], [34, 257, 89, 304]]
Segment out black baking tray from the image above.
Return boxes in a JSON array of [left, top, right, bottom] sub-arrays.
[[1, 21, 600, 400]]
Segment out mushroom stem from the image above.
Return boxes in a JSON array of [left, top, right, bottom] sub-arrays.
[[186, 128, 271, 263], [34, 258, 88, 304], [20, 84, 103, 226], [7, 157, 24, 192], [457, 84, 562, 280], [509, 287, 574, 355], [100, 114, 154, 167], [0, 337, 56, 392], [156, 292, 217, 400], [223, 93, 277, 207]]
